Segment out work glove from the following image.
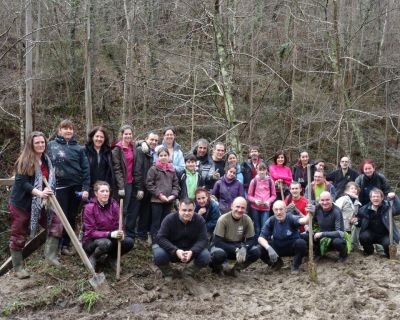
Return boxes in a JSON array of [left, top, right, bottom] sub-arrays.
[[287, 203, 296, 211], [136, 190, 144, 200], [141, 142, 149, 154], [306, 204, 316, 215], [110, 230, 124, 240], [267, 246, 279, 263], [118, 189, 125, 198], [212, 170, 220, 180], [235, 246, 247, 263], [255, 200, 262, 206]]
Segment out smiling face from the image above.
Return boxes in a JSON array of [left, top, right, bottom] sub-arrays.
[[146, 133, 159, 150], [225, 167, 237, 181], [363, 164, 375, 177], [249, 149, 259, 161], [195, 191, 209, 207], [290, 183, 301, 198], [179, 202, 195, 224], [122, 129, 133, 145], [158, 150, 169, 164], [164, 129, 175, 145], [185, 160, 196, 172], [276, 154, 285, 166], [95, 184, 110, 204], [93, 130, 105, 149], [340, 157, 350, 170], [33, 136, 46, 156], [197, 143, 208, 157], [313, 171, 324, 186], [319, 192, 333, 211], [213, 144, 225, 161], [370, 191, 383, 207], [273, 201, 287, 222], [227, 153, 238, 166], [231, 197, 247, 219], [59, 126, 74, 141]]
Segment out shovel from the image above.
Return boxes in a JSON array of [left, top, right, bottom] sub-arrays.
[[307, 164, 317, 283], [43, 178, 108, 292], [279, 182, 285, 200], [116, 198, 123, 280], [388, 200, 397, 260]]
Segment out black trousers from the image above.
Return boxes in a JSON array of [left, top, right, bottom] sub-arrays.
[[359, 229, 391, 256]]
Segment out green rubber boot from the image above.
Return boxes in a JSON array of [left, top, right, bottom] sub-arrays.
[[45, 236, 61, 267], [11, 250, 30, 279], [158, 264, 173, 281], [182, 261, 200, 279]]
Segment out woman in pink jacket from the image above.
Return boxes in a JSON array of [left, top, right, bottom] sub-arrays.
[[269, 150, 293, 200], [247, 163, 276, 235]]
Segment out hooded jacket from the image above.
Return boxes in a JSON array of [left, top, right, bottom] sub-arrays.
[[47, 135, 90, 191], [212, 176, 245, 213]]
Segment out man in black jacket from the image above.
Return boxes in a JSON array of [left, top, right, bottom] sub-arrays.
[[126, 132, 158, 240], [327, 156, 359, 198], [152, 199, 210, 279], [357, 188, 399, 258]]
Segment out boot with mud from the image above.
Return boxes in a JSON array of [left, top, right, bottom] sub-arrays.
[[291, 254, 303, 274], [182, 261, 200, 279], [271, 257, 284, 271], [222, 261, 238, 277], [158, 264, 174, 281], [61, 246, 75, 256], [45, 236, 61, 267], [11, 250, 30, 279], [235, 261, 251, 272], [88, 246, 107, 271]]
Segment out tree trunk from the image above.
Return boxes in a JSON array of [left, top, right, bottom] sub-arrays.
[[25, 0, 33, 138], [122, 0, 133, 126], [84, 0, 93, 134]]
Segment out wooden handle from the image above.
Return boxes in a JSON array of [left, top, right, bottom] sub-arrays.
[[116, 198, 123, 280], [43, 178, 96, 276]]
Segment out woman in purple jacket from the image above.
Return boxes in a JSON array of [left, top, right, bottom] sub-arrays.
[[82, 181, 134, 271], [212, 163, 245, 214]]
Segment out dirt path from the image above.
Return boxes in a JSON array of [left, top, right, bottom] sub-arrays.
[[1, 246, 399, 320]]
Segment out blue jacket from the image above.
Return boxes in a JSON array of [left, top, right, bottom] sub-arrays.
[[357, 196, 400, 243], [154, 141, 185, 173], [195, 199, 220, 234], [48, 135, 90, 191]]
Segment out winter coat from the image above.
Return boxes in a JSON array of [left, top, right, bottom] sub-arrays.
[[47, 135, 90, 191], [269, 164, 293, 188], [211, 176, 245, 213], [84, 144, 115, 196], [355, 172, 391, 206], [292, 160, 315, 191], [177, 170, 204, 200], [82, 198, 120, 242], [195, 199, 221, 234], [247, 176, 276, 211], [357, 196, 400, 243], [146, 162, 180, 203], [304, 181, 336, 204], [133, 142, 153, 192], [326, 167, 359, 198], [111, 142, 135, 191], [242, 159, 266, 190], [334, 194, 361, 231]]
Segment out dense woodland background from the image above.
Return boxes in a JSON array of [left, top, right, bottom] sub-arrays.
[[1, 0, 400, 255]]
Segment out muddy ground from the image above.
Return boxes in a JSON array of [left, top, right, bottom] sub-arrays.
[[1, 241, 400, 320]]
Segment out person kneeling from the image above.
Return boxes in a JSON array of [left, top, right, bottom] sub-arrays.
[[209, 197, 260, 276], [82, 181, 134, 271], [152, 199, 210, 280], [258, 200, 309, 274]]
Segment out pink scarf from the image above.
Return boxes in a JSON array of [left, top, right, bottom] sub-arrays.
[[156, 159, 175, 172]]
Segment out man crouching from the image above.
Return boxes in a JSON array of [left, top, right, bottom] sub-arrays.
[[209, 197, 261, 276], [258, 200, 309, 274], [152, 198, 210, 280]]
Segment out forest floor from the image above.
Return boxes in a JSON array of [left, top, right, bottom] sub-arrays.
[[1, 241, 400, 320]]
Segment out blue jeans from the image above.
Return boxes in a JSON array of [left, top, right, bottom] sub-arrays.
[[250, 208, 269, 236], [152, 245, 210, 267]]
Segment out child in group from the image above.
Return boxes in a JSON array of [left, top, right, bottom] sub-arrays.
[[334, 182, 362, 251], [212, 163, 245, 214], [146, 147, 180, 241], [177, 154, 204, 200], [247, 163, 276, 236]]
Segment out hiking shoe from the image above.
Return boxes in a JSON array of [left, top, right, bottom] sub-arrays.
[[61, 246, 75, 256], [15, 269, 30, 279], [222, 262, 238, 277], [271, 258, 284, 271], [291, 266, 300, 275], [336, 256, 348, 263]]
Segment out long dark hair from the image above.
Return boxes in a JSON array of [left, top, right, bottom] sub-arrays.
[[87, 126, 110, 149]]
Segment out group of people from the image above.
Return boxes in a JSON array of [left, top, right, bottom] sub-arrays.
[[7, 119, 399, 280]]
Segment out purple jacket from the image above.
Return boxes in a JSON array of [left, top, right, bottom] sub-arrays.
[[212, 176, 245, 213], [83, 198, 120, 243]]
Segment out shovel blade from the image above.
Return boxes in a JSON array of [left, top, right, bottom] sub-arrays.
[[89, 272, 109, 293]]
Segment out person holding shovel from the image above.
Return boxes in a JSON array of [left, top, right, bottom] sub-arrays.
[[82, 181, 134, 271], [269, 150, 292, 200], [357, 188, 399, 258], [8, 131, 63, 279]]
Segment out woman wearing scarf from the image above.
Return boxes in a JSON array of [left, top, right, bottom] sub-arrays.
[[146, 147, 180, 241], [8, 131, 63, 279], [154, 127, 185, 173]]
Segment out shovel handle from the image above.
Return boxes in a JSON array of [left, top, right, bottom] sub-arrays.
[[43, 178, 96, 276], [116, 198, 123, 280], [389, 200, 394, 245]]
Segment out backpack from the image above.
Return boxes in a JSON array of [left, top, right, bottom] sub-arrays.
[[251, 177, 273, 197]]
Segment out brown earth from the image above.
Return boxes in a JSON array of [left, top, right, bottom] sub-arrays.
[[1, 242, 400, 320]]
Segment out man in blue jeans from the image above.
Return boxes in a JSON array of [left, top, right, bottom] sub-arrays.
[[152, 198, 210, 279], [258, 200, 309, 274]]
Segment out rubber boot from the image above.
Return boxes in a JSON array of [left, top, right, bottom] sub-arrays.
[[222, 261, 238, 277], [45, 237, 61, 267], [11, 250, 30, 279], [158, 264, 173, 281], [61, 246, 75, 256], [291, 254, 303, 274], [235, 261, 251, 272], [182, 261, 200, 279]]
